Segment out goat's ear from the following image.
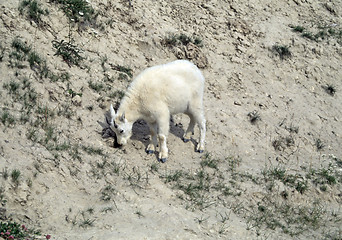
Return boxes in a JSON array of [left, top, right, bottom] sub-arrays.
[[120, 112, 125, 121], [110, 104, 116, 118]]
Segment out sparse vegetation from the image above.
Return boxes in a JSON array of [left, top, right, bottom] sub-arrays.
[[0, 1, 341, 239], [290, 24, 342, 44], [262, 166, 309, 194], [246, 198, 326, 236]]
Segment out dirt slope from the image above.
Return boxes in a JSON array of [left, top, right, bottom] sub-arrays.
[[0, 0, 341, 239]]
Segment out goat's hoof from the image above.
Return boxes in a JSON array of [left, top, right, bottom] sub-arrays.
[[146, 149, 154, 154], [182, 137, 190, 143], [159, 158, 167, 163]]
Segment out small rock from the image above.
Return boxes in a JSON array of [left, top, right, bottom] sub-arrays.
[[72, 95, 82, 106], [234, 101, 242, 106]]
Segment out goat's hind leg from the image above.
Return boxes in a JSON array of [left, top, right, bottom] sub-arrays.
[[183, 113, 195, 143], [146, 122, 158, 154], [192, 110, 206, 153]]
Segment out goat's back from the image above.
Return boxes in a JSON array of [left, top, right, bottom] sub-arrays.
[[129, 60, 204, 114]]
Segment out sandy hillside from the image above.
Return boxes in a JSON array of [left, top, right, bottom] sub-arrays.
[[0, 0, 341, 239]]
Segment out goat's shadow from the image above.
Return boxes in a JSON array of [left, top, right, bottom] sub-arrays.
[[98, 111, 197, 157]]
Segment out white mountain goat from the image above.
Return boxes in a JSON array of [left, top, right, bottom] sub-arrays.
[[109, 60, 206, 163]]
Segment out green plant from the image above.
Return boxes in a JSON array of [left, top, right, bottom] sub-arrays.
[[111, 65, 133, 78], [100, 185, 116, 202], [9, 38, 31, 68], [135, 210, 144, 218], [109, 90, 125, 100], [1, 169, 9, 180], [284, 123, 299, 134], [301, 31, 317, 41], [67, 88, 82, 98], [0, 221, 42, 239], [272, 44, 292, 59], [11, 169, 21, 184], [100, 55, 108, 72], [88, 81, 105, 92], [79, 218, 95, 228], [315, 138, 325, 151], [0, 187, 6, 206], [149, 163, 159, 173], [262, 166, 309, 194], [11, 38, 31, 54], [163, 170, 184, 183], [49, 71, 70, 82], [162, 33, 203, 47], [322, 84, 336, 96], [0, 44, 5, 62], [290, 25, 305, 33], [295, 177, 309, 194], [57, 103, 74, 119], [226, 155, 241, 176], [82, 145, 105, 156], [200, 152, 219, 169], [0, 111, 15, 127], [52, 39, 83, 66], [195, 215, 209, 224], [111, 161, 121, 175], [310, 165, 338, 186], [19, 0, 49, 26], [272, 135, 295, 151], [247, 199, 325, 236], [3, 80, 20, 95], [101, 207, 114, 213], [247, 110, 261, 124], [291, 23, 342, 44], [51, 0, 95, 22], [124, 167, 149, 191], [27, 128, 38, 142], [28, 51, 42, 67]]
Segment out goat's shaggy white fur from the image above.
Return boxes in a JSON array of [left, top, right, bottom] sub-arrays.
[[109, 60, 206, 162]]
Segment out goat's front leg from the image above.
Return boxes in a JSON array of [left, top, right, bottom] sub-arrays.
[[158, 134, 168, 163]]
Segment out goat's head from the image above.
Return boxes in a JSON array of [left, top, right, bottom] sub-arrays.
[[109, 104, 133, 146]]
